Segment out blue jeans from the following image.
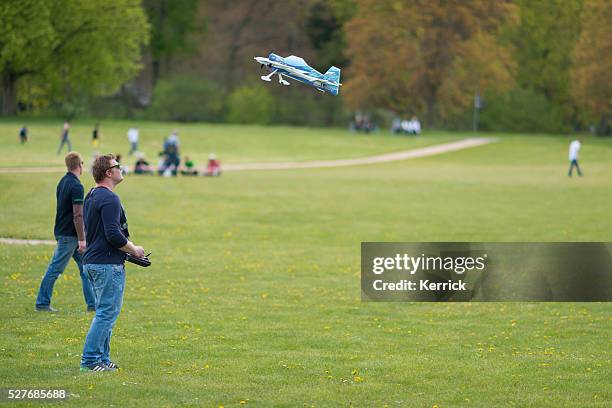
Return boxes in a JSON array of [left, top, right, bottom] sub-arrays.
[[57, 137, 72, 155], [128, 141, 138, 155], [81, 264, 125, 366], [568, 159, 582, 176], [36, 236, 95, 308]]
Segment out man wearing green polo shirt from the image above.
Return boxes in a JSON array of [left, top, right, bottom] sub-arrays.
[[35, 152, 95, 312]]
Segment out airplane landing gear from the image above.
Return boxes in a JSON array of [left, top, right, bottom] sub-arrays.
[[278, 74, 290, 86], [261, 69, 277, 82]]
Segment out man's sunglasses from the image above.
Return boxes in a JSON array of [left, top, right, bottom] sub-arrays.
[[107, 164, 121, 171]]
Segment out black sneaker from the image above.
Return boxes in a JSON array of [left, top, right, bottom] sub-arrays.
[[104, 361, 119, 369], [36, 306, 58, 312], [80, 362, 116, 372]]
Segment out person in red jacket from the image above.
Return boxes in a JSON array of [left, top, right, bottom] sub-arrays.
[[205, 153, 221, 177]]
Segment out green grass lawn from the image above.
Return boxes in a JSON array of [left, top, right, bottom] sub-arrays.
[[1, 119, 611, 407]]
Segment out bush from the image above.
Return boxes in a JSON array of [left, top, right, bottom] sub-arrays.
[[147, 75, 223, 122], [272, 87, 349, 127], [226, 84, 274, 125], [479, 87, 567, 133]]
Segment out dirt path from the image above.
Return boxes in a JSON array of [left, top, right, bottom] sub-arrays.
[[0, 137, 495, 174]]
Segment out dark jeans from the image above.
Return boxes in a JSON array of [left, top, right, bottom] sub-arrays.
[[36, 236, 95, 308], [568, 159, 582, 177]]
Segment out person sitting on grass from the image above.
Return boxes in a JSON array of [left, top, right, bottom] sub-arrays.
[[134, 153, 153, 175], [157, 153, 167, 175], [115, 154, 130, 175], [180, 156, 198, 176], [205, 153, 221, 177], [157, 153, 178, 176], [407, 116, 421, 135], [158, 139, 180, 177]]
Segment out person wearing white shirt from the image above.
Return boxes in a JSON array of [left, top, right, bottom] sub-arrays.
[[400, 119, 410, 134], [127, 127, 139, 156], [408, 116, 421, 135], [568, 139, 582, 177]]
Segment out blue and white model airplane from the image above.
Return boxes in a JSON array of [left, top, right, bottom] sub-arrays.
[[254, 53, 341, 95]]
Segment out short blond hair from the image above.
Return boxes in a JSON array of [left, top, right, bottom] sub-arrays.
[[65, 152, 82, 171]]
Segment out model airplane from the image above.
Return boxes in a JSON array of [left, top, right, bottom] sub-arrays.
[[254, 53, 341, 95]]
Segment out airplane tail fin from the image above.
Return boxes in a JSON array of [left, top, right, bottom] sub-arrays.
[[323, 66, 341, 95]]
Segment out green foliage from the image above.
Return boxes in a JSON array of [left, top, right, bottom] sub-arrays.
[[226, 85, 274, 125], [144, 0, 203, 58], [0, 1, 55, 74], [479, 88, 566, 133], [147, 75, 223, 122], [344, 0, 518, 124], [272, 88, 344, 127], [0, 0, 150, 115], [142, 0, 205, 82], [3, 0, 607, 136], [571, 0, 612, 136], [305, 0, 355, 69], [513, 0, 583, 119]]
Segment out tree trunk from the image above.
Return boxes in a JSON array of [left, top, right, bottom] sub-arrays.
[[151, 1, 166, 86], [152, 59, 160, 86], [597, 112, 611, 136], [120, 85, 134, 119], [2, 71, 17, 116]]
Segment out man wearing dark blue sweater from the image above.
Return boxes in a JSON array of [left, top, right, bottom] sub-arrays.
[[80, 154, 145, 372]]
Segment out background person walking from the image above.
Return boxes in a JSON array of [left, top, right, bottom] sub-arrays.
[[57, 121, 72, 155], [19, 125, 28, 143], [35, 152, 95, 312], [127, 127, 139, 155], [92, 123, 100, 148], [568, 139, 583, 177]]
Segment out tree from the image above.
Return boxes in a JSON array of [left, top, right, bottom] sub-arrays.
[[513, 0, 583, 123], [142, 0, 205, 85], [437, 31, 516, 125], [571, 0, 611, 135], [0, 1, 54, 115], [194, 0, 316, 91], [0, 0, 149, 116], [305, 0, 355, 70], [343, 0, 517, 125]]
